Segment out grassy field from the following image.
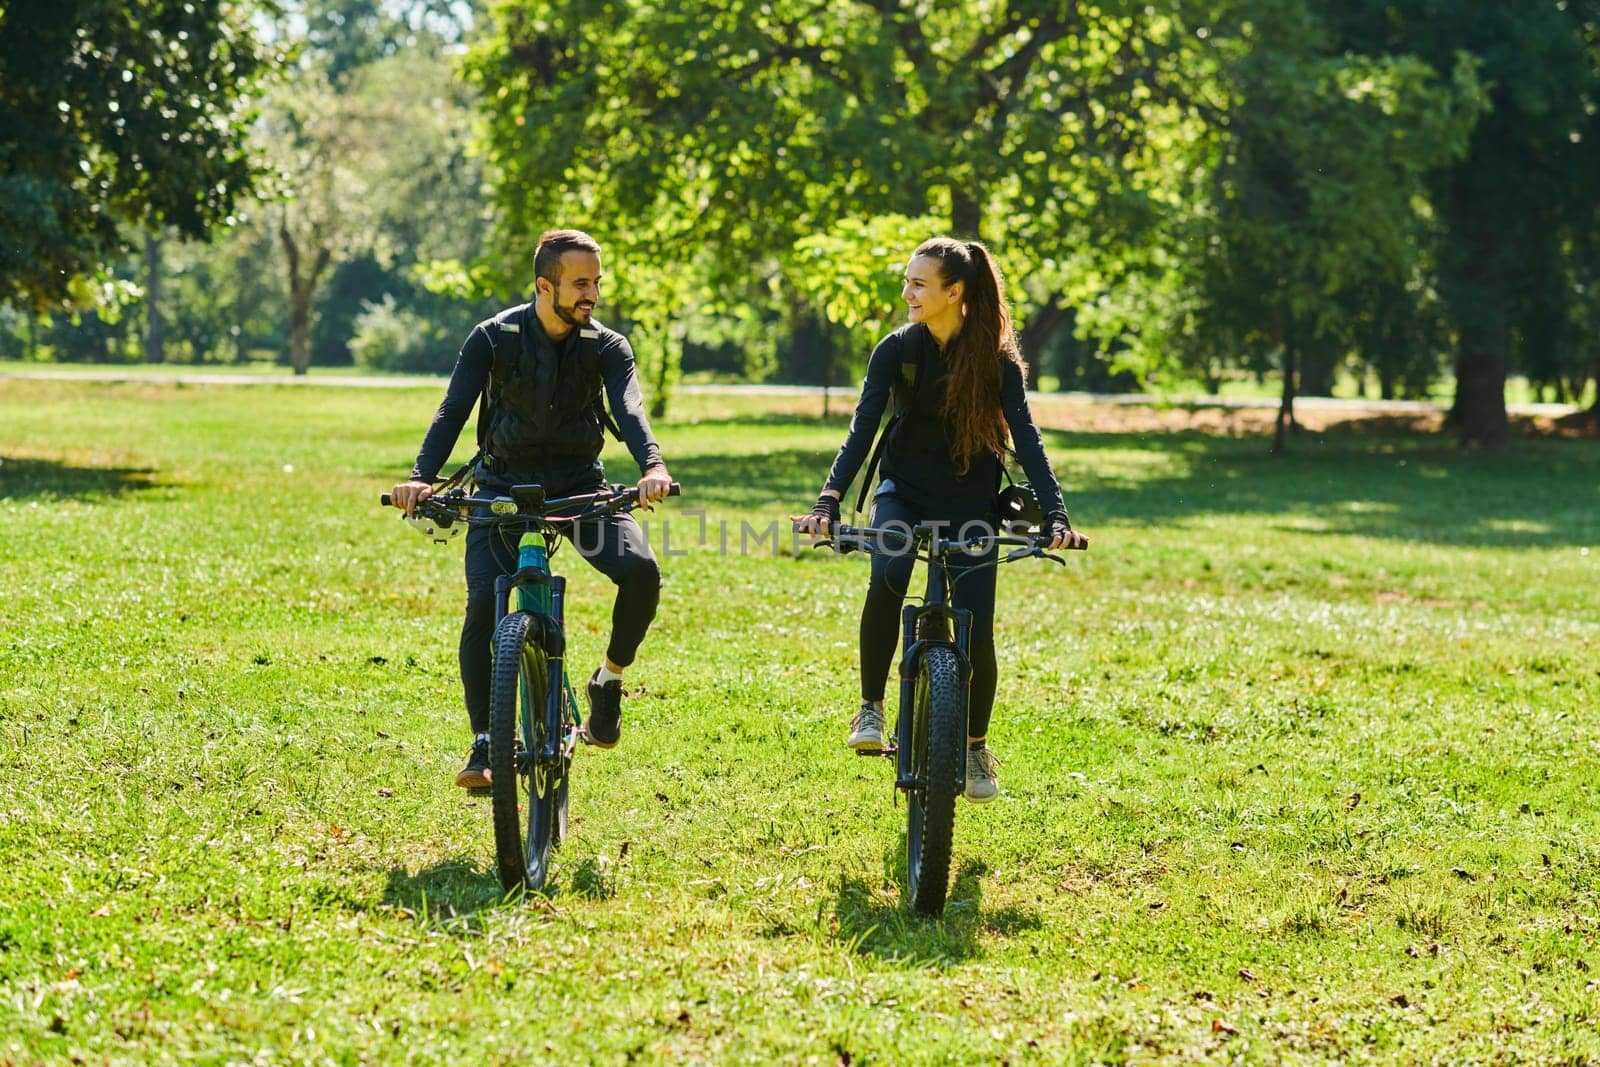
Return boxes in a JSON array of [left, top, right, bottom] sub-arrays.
[[1, 378, 1597, 1065]]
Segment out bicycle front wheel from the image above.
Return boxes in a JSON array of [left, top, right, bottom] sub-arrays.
[[906, 644, 963, 915], [489, 611, 564, 894]]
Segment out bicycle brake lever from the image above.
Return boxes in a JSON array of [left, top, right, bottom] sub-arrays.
[[1037, 550, 1067, 566]]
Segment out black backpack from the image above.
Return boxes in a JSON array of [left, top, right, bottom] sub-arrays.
[[475, 305, 624, 451], [853, 338, 1038, 522], [435, 306, 624, 491]]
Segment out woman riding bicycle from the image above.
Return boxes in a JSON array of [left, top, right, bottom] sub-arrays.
[[794, 237, 1088, 802]]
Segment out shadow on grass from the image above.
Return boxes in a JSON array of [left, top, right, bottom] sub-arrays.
[[0, 455, 161, 500], [660, 411, 850, 431], [662, 429, 1599, 548], [828, 853, 1044, 966], [1056, 427, 1599, 549], [665, 448, 829, 510], [381, 857, 506, 921], [369, 423, 1599, 549], [562, 856, 616, 900]]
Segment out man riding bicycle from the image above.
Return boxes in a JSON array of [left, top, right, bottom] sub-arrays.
[[390, 230, 674, 788]]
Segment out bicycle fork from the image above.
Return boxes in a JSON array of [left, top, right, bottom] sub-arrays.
[[894, 603, 974, 794], [495, 565, 574, 766]]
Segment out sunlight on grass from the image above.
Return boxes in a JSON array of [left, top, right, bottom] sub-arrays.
[[1, 379, 1597, 1062]]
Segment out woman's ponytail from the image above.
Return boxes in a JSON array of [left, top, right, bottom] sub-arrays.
[[910, 237, 1023, 475]]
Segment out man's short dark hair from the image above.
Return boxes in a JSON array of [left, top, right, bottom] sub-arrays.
[[534, 230, 602, 284]]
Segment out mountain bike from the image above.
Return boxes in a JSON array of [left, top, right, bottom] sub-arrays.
[[810, 520, 1084, 915], [382, 480, 679, 893]]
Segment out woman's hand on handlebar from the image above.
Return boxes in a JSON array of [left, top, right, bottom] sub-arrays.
[[790, 489, 841, 539], [1044, 509, 1088, 552], [390, 479, 434, 518]]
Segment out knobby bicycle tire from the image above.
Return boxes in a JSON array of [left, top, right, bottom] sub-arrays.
[[488, 611, 566, 894], [906, 644, 963, 915]]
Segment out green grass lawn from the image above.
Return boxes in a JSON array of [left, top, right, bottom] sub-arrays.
[[1, 379, 1597, 1064]]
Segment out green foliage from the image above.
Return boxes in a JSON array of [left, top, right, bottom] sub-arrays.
[[792, 215, 940, 352], [0, 0, 277, 311], [1083, 0, 1486, 416], [466, 0, 1206, 400], [348, 292, 461, 373], [224, 25, 493, 373], [1329, 0, 1600, 443]]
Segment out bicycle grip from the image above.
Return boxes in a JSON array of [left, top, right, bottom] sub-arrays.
[[668, 482, 681, 497], [380, 493, 393, 508]]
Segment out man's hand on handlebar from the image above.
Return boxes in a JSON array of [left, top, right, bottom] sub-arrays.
[[636, 465, 674, 508], [390, 479, 435, 518]]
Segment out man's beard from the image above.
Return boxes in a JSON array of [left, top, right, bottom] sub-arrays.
[[553, 296, 594, 326]]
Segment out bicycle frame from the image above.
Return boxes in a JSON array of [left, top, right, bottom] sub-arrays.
[[389, 479, 680, 768], [495, 533, 578, 768], [828, 522, 1069, 791], [384, 478, 680, 894], [798, 517, 1075, 914], [893, 538, 975, 795]]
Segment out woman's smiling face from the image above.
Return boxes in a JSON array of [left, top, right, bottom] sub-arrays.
[[902, 254, 963, 328]]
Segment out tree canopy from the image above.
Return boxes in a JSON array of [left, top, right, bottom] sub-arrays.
[[4, 0, 1597, 437], [0, 0, 275, 310]]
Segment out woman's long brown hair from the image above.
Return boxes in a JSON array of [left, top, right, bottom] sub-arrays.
[[912, 237, 1025, 475]]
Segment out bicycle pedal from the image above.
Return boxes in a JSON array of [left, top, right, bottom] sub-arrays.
[[466, 786, 492, 797], [855, 745, 897, 758]]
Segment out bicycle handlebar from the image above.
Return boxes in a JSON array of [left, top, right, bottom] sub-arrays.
[[381, 482, 680, 512], [826, 522, 1087, 552]]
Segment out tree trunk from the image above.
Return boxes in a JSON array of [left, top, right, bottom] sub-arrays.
[[1017, 301, 1072, 391], [1273, 329, 1298, 456], [1298, 349, 1336, 396], [279, 221, 330, 376], [288, 282, 313, 376], [1450, 335, 1510, 449], [143, 230, 165, 364], [1438, 176, 1513, 449], [649, 332, 676, 420], [951, 188, 981, 240]]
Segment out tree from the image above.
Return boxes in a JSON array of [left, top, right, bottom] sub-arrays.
[[1330, 0, 1600, 448], [0, 0, 274, 310], [255, 43, 487, 373], [466, 0, 1204, 407], [1181, 0, 1482, 450]]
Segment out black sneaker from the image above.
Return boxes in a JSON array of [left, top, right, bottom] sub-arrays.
[[585, 672, 623, 749], [455, 736, 491, 789]]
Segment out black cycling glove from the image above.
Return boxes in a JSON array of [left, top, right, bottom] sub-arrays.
[[810, 493, 841, 528], [1045, 508, 1072, 542]]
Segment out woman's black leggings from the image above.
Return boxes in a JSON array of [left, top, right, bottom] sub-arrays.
[[859, 494, 999, 738]]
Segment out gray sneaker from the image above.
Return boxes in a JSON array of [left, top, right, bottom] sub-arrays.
[[847, 703, 885, 751], [964, 744, 1000, 802]]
